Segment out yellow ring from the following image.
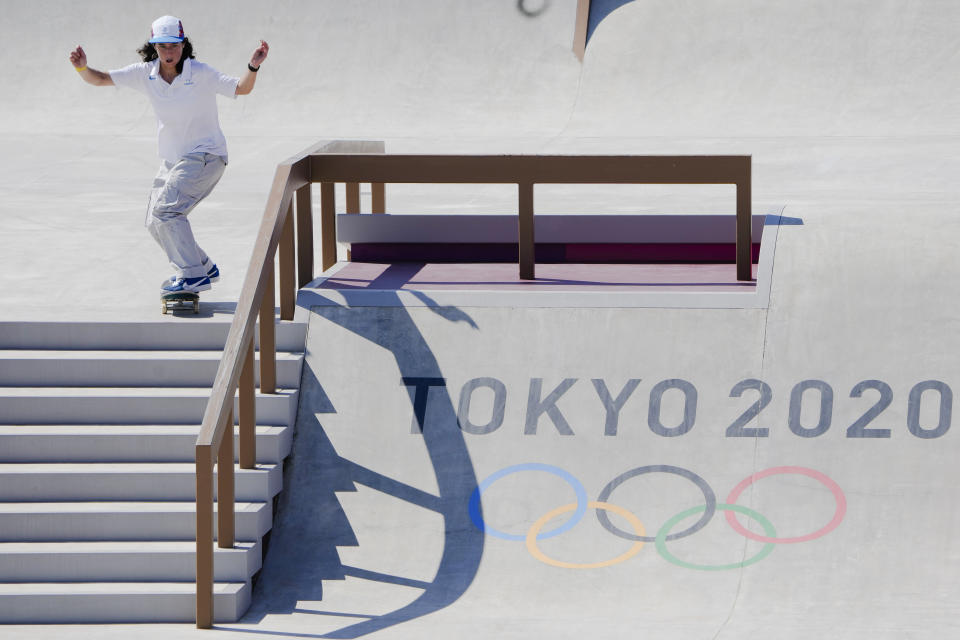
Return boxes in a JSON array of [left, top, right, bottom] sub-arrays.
[[525, 501, 645, 569]]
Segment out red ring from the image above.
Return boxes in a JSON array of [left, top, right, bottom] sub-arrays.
[[725, 466, 846, 544]]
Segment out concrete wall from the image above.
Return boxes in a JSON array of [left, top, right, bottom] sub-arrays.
[[16, 0, 960, 140]]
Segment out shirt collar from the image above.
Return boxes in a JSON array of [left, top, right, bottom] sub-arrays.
[[147, 58, 193, 84], [181, 58, 193, 84]]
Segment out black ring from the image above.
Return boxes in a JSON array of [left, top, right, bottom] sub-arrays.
[[596, 465, 717, 542]]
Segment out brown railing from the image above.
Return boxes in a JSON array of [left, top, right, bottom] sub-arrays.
[[194, 144, 752, 627], [193, 140, 384, 628], [313, 153, 752, 280]]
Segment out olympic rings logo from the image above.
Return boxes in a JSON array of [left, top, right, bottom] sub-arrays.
[[468, 463, 847, 571]]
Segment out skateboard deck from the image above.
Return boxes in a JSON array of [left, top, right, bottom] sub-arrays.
[[161, 292, 199, 315]]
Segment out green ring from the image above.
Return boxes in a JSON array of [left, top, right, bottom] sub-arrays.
[[655, 503, 776, 571]]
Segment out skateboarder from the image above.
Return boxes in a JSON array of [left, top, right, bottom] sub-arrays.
[[69, 15, 269, 295]]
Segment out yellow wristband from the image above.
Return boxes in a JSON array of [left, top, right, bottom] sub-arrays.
[[74, 66, 87, 72]]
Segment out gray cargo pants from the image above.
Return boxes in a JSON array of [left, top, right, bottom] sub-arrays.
[[145, 152, 226, 280]]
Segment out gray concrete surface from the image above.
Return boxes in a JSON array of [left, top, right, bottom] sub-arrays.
[[3, 0, 960, 637], [12, 0, 960, 320]]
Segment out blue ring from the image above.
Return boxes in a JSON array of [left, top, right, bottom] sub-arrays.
[[469, 463, 588, 541]]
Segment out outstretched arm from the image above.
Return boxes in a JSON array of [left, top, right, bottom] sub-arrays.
[[69, 46, 114, 86], [236, 40, 269, 96]]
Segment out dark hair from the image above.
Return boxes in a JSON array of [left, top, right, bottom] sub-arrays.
[[137, 37, 195, 74]]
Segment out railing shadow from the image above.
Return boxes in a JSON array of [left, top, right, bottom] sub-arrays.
[[244, 285, 484, 638]]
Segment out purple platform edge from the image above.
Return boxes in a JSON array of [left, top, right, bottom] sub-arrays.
[[349, 242, 762, 264]]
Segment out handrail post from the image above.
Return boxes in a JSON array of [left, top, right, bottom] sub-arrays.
[[195, 445, 214, 628], [296, 185, 313, 287], [346, 183, 360, 213], [736, 161, 752, 281], [371, 183, 385, 214], [239, 336, 256, 469], [217, 410, 235, 549], [518, 182, 535, 280], [279, 202, 296, 321], [320, 182, 337, 271], [259, 264, 277, 395], [370, 182, 387, 213]]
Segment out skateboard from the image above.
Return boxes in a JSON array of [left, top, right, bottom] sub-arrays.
[[161, 291, 199, 315]]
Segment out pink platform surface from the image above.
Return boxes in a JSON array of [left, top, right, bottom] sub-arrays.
[[319, 262, 758, 293]]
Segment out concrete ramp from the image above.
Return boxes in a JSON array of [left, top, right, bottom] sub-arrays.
[[234, 275, 959, 638], [4, 0, 960, 637]]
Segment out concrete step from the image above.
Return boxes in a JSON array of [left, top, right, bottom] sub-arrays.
[[0, 320, 304, 625], [0, 387, 298, 426], [0, 349, 304, 388], [0, 540, 260, 582], [0, 462, 283, 502], [0, 320, 307, 351], [0, 424, 292, 463], [0, 581, 249, 623], [0, 501, 272, 542]]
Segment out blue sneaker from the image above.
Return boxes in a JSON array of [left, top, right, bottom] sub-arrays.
[[168, 263, 219, 284], [162, 275, 212, 295]]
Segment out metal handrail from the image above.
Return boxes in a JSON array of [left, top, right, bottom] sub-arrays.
[[194, 146, 751, 627]]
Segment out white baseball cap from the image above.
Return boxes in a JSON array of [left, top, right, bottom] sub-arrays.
[[149, 16, 185, 43]]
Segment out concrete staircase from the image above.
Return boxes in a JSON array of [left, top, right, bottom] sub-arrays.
[[0, 320, 305, 623]]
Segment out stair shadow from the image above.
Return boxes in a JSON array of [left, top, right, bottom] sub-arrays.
[[243, 276, 484, 638]]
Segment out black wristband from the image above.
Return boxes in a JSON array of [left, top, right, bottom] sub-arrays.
[[248, 63, 259, 72]]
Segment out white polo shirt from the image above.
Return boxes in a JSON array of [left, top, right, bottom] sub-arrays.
[[110, 58, 239, 163]]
